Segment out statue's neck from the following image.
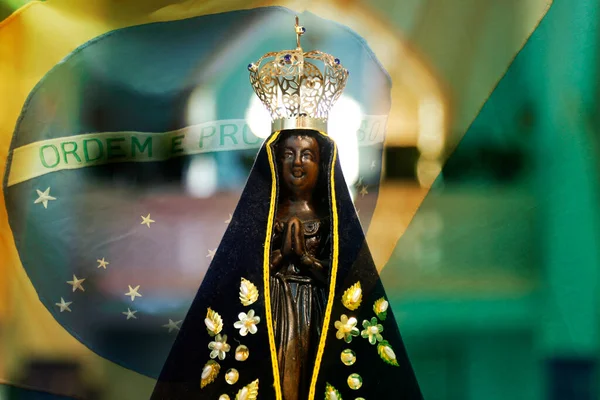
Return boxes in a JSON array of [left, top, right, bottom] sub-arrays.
[[282, 197, 311, 210], [278, 196, 317, 220]]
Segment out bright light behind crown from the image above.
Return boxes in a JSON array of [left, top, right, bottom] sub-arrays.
[[328, 95, 361, 186]]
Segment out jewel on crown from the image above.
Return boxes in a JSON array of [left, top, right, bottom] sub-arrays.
[[248, 16, 349, 133]]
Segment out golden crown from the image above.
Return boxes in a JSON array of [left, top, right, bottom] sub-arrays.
[[248, 16, 349, 133]]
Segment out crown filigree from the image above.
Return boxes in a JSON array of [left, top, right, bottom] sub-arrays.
[[248, 16, 349, 133]]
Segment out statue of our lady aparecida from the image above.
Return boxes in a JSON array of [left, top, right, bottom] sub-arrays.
[[152, 16, 423, 400]]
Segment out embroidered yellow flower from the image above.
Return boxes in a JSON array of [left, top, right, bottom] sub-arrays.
[[234, 309, 260, 336], [334, 314, 359, 343], [361, 317, 384, 345], [208, 334, 231, 360]]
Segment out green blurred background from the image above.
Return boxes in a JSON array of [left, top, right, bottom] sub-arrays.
[[384, 0, 600, 399]]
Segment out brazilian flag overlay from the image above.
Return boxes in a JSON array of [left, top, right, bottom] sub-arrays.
[[3, 7, 388, 381], [384, 1, 600, 399], [4, 0, 599, 399]]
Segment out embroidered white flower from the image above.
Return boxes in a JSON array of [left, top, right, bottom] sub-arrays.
[[334, 314, 359, 343], [234, 309, 260, 336], [208, 334, 231, 360]]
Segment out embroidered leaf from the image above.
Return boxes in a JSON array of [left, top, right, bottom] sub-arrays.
[[239, 278, 259, 306], [235, 379, 259, 400], [205, 308, 223, 336], [341, 281, 362, 311], [373, 297, 389, 321], [324, 382, 342, 400], [200, 360, 220, 388], [377, 340, 399, 367]]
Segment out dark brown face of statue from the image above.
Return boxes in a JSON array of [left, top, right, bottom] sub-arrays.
[[278, 134, 320, 198]]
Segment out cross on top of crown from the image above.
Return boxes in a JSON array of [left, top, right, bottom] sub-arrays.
[[294, 16, 306, 50]]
